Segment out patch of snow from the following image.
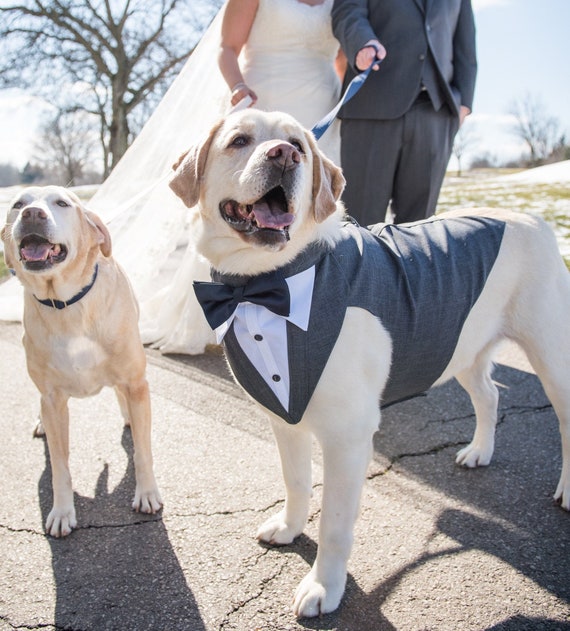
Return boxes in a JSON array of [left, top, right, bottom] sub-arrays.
[[500, 160, 570, 184]]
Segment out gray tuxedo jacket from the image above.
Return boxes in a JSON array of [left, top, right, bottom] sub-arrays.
[[332, 0, 477, 119], [216, 217, 505, 424]]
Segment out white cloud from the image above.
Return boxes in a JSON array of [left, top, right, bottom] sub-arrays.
[[472, 0, 510, 11]]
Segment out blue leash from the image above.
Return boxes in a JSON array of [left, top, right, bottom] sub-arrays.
[[311, 56, 381, 140]]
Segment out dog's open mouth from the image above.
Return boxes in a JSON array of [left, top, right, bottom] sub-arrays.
[[19, 234, 68, 271], [219, 186, 295, 244]]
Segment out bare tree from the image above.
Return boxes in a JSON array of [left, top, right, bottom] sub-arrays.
[[33, 108, 101, 186], [0, 163, 20, 186], [0, 0, 221, 176], [452, 121, 478, 177], [509, 93, 566, 166]]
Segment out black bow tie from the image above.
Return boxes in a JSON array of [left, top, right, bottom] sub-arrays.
[[193, 271, 291, 330]]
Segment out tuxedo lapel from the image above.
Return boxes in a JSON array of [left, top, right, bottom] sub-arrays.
[[286, 253, 348, 423]]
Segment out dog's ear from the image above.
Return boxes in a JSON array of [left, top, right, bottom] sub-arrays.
[[309, 134, 346, 223], [172, 149, 189, 172], [169, 120, 223, 208], [1, 225, 14, 268], [85, 210, 112, 257]]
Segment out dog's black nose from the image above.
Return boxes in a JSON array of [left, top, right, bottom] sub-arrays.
[[266, 142, 301, 169]]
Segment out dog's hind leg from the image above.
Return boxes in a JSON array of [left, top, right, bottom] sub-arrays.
[[116, 379, 163, 514], [535, 370, 570, 511], [40, 391, 77, 537], [504, 238, 570, 510], [539, 376, 570, 511], [257, 419, 313, 545], [511, 307, 570, 511], [455, 343, 500, 468]]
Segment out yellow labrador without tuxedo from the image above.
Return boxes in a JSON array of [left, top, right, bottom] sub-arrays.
[[2, 186, 162, 537], [170, 109, 570, 617]]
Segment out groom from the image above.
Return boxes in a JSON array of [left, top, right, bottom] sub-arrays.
[[332, 0, 477, 226]]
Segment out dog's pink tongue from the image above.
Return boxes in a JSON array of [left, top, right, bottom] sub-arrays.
[[21, 243, 52, 262], [251, 200, 294, 229]]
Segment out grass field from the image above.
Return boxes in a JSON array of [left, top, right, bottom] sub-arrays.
[[439, 169, 570, 266]]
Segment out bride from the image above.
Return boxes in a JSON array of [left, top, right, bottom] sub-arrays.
[[0, 0, 343, 355]]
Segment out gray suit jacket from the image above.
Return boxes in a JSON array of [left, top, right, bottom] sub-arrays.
[[332, 0, 477, 119]]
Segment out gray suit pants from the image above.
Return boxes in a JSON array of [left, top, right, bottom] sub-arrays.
[[340, 97, 459, 226]]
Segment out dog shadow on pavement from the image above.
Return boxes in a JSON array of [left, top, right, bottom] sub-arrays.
[[38, 428, 206, 631], [380, 363, 569, 566], [264, 361, 570, 630], [365, 361, 570, 627]]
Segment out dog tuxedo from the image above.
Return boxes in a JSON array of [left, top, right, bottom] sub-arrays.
[[195, 216, 506, 424]]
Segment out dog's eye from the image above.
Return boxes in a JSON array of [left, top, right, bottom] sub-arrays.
[[56, 199, 70, 207], [290, 139, 305, 154], [229, 135, 250, 148], [12, 200, 23, 209]]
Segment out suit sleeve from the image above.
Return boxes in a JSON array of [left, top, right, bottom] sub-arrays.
[[332, 0, 378, 71], [452, 0, 477, 110]]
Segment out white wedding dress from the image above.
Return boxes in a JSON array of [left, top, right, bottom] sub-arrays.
[[0, 0, 341, 354]]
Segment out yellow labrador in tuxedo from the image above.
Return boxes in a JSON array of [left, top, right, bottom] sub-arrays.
[[170, 109, 570, 617]]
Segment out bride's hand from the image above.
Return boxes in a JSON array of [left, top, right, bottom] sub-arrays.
[[231, 82, 258, 107]]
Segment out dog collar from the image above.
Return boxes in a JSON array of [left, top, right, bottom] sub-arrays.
[[34, 264, 99, 310]]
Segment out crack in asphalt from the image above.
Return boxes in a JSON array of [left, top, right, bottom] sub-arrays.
[[0, 516, 162, 538], [219, 553, 288, 630], [167, 497, 285, 520], [369, 402, 555, 480]]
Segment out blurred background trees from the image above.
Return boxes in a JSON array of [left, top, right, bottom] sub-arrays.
[[509, 92, 568, 167], [0, 0, 222, 180], [0, 2, 568, 184]]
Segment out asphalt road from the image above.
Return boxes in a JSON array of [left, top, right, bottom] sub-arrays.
[[0, 320, 569, 631]]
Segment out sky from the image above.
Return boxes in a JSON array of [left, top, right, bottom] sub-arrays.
[[1, 0, 569, 171], [465, 0, 570, 165]]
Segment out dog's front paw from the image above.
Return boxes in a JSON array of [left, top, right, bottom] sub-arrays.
[[256, 510, 304, 546], [46, 506, 77, 537], [132, 485, 163, 514], [293, 567, 346, 618], [456, 441, 493, 468]]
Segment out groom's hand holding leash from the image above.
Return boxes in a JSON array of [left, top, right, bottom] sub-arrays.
[[356, 39, 386, 71]]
